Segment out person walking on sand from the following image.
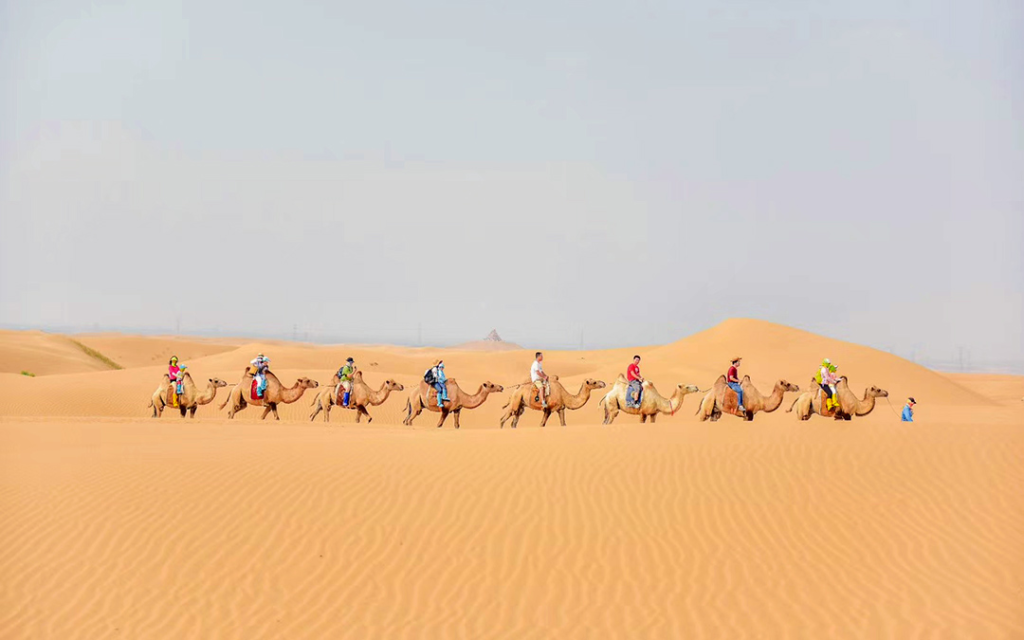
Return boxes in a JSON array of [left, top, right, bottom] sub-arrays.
[[727, 357, 745, 414], [901, 397, 916, 422], [336, 357, 356, 408], [626, 355, 644, 408], [531, 352, 550, 409]]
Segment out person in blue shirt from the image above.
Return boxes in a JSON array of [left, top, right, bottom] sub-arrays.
[[427, 360, 449, 407], [901, 397, 916, 422]]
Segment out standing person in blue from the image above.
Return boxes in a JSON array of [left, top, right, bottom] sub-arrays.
[[726, 357, 745, 414], [901, 397, 916, 422], [424, 359, 449, 408]]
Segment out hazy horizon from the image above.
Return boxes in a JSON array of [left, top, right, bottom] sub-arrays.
[[2, 0, 1021, 372]]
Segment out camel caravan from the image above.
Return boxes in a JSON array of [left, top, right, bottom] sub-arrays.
[[146, 352, 893, 426]]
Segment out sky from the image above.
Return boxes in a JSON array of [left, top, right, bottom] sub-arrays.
[[1, 0, 1021, 371]]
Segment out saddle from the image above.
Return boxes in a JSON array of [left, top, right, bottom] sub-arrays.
[[719, 385, 744, 417], [625, 380, 643, 408], [529, 381, 551, 405], [427, 386, 451, 407]]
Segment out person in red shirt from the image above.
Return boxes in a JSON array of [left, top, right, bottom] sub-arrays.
[[726, 357, 745, 413], [626, 355, 643, 407]]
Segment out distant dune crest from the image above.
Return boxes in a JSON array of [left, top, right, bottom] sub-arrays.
[[453, 329, 522, 351]]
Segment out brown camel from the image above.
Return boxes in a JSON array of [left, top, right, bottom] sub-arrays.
[[309, 371, 404, 423], [403, 379, 504, 429], [787, 376, 888, 420], [499, 377, 606, 428], [218, 369, 319, 420], [697, 375, 801, 421], [599, 374, 701, 424], [148, 372, 229, 418]]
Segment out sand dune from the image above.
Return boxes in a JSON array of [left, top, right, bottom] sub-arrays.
[[0, 320, 1021, 638]]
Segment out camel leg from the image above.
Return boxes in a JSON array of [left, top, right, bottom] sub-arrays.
[[189, 406, 197, 418], [649, 413, 657, 423], [260, 405, 273, 420], [511, 408, 523, 429], [558, 408, 566, 426], [453, 409, 461, 430], [357, 406, 372, 424], [604, 404, 619, 425], [539, 408, 551, 427], [180, 404, 187, 418], [324, 402, 332, 423], [436, 409, 449, 429], [405, 399, 423, 426], [310, 401, 322, 422], [271, 404, 281, 420]]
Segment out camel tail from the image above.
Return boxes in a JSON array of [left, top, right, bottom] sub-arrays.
[[786, 397, 798, 413], [218, 394, 231, 411]]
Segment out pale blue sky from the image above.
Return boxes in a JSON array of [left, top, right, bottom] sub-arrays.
[[1, 0, 1021, 370]]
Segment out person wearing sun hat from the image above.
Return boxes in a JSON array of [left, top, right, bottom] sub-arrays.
[[167, 356, 182, 408], [726, 356, 745, 413], [901, 397, 916, 422]]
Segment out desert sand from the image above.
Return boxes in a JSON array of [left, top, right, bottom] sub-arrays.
[[1, 319, 1021, 638]]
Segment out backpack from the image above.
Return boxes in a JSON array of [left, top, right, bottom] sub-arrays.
[[424, 368, 436, 385]]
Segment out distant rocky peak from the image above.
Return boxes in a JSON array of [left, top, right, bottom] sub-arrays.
[[484, 329, 503, 342]]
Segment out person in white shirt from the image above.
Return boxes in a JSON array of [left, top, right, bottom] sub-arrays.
[[530, 351, 549, 408]]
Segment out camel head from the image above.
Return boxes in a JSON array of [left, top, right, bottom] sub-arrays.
[[677, 384, 701, 394], [583, 378, 607, 390], [209, 377, 228, 388], [295, 377, 319, 389], [867, 386, 888, 398], [385, 379, 404, 391], [481, 381, 504, 393], [776, 379, 800, 393]]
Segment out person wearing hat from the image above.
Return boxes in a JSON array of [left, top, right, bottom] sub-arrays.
[[250, 353, 271, 398], [168, 356, 182, 408], [817, 358, 839, 411], [336, 357, 356, 408], [726, 357, 745, 414], [430, 360, 449, 407], [901, 397, 916, 422]]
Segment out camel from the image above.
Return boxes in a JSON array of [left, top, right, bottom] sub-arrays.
[[599, 374, 701, 424], [148, 372, 228, 418], [309, 371, 404, 423], [697, 375, 801, 421], [787, 376, 888, 420], [403, 379, 504, 429], [499, 377, 606, 429], [218, 369, 319, 420]]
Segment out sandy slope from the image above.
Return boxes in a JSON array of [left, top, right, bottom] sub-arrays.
[[0, 320, 1021, 638], [1, 417, 1021, 639], [0, 330, 118, 376]]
